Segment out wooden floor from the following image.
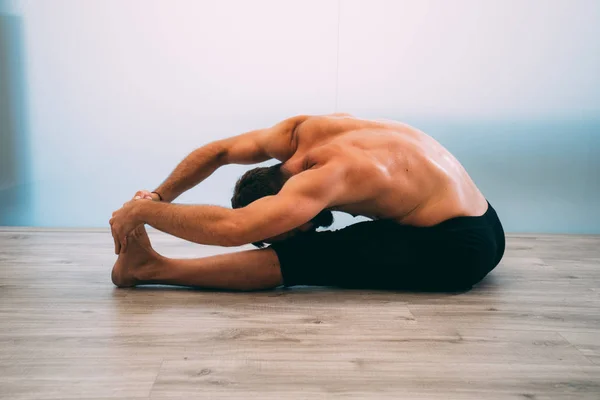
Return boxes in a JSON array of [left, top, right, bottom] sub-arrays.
[[1, 228, 599, 399]]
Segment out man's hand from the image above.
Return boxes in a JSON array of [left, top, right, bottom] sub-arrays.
[[133, 190, 160, 201], [110, 199, 144, 254]]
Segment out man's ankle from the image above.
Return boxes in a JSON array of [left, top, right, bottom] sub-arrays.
[[133, 258, 164, 283]]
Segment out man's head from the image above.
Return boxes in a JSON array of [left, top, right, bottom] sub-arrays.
[[231, 163, 334, 247]]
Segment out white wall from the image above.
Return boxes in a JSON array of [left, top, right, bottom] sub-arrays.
[[1, 0, 599, 233], [338, 0, 600, 118], [3, 0, 340, 226]]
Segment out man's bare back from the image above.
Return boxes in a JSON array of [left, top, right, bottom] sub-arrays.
[[272, 114, 488, 226]]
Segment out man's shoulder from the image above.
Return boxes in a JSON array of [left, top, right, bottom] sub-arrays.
[[295, 113, 369, 135]]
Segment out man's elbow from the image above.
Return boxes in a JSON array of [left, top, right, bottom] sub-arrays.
[[215, 219, 249, 247]]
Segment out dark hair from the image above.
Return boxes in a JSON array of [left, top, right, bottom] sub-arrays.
[[231, 163, 334, 248]]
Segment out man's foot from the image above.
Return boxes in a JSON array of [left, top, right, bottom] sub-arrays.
[[111, 225, 162, 287]]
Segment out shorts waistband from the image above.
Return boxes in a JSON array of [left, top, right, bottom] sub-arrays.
[[434, 201, 498, 230]]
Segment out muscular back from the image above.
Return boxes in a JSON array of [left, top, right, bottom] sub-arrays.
[[221, 114, 488, 227], [274, 115, 488, 226]]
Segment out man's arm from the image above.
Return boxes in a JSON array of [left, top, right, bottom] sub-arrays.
[[152, 115, 308, 203], [134, 162, 344, 247]]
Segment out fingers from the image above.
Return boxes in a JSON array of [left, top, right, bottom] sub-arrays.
[[121, 235, 128, 254], [133, 190, 152, 200], [114, 232, 121, 254], [109, 215, 122, 255], [134, 195, 153, 201], [115, 193, 149, 254], [110, 223, 120, 254], [133, 191, 154, 201], [133, 190, 158, 202]]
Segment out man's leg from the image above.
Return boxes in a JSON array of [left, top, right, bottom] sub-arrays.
[[111, 226, 283, 290]]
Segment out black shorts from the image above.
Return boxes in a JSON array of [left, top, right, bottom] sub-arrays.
[[269, 201, 505, 291]]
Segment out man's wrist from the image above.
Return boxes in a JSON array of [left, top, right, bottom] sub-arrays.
[[134, 199, 151, 224], [151, 191, 163, 201]]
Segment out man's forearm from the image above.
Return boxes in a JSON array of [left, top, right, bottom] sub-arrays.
[[153, 143, 227, 203], [135, 200, 242, 247]]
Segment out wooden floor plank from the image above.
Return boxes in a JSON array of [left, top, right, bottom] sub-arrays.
[[560, 331, 600, 365], [151, 359, 600, 399]]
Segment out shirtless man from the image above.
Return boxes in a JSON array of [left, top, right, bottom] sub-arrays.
[[110, 114, 505, 291]]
